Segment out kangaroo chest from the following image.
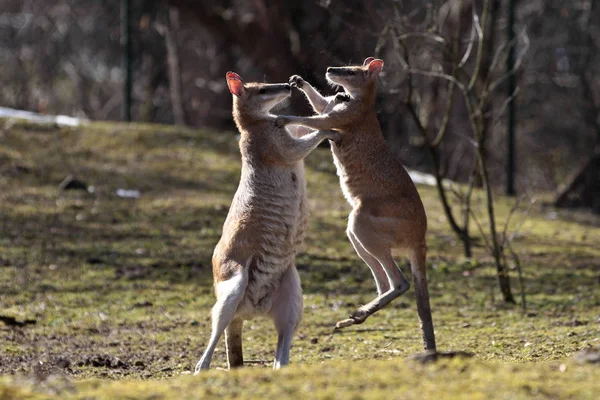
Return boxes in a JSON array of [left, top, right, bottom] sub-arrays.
[[330, 143, 367, 207], [228, 163, 308, 315]]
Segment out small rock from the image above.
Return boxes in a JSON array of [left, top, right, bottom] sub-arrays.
[[59, 175, 88, 191], [133, 300, 153, 308], [116, 188, 141, 198], [0, 315, 37, 327], [14, 165, 31, 174], [559, 363, 567, 372], [87, 257, 103, 265], [56, 357, 71, 369], [81, 354, 129, 369], [113, 358, 126, 368], [407, 350, 475, 364], [573, 346, 600, 364]]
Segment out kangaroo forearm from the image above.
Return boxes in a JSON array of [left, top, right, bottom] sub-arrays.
[[285, 115, 342, 131], [301, 84, 328, 114], [280, 131, 328, 163]]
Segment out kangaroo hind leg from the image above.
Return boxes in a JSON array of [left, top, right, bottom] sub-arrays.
[[271, 265, 303, 369], [194, 268, 247, 373], [347, 230, 390, 296], [225, 318, 244, 368], [336, 212, 410, 329], [410, 244, 436, 352]]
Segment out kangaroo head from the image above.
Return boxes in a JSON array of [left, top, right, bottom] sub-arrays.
[[325, 58, 384, 97], [226, 72, 291, 115]]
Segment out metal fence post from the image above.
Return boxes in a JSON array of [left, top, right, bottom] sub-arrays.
[[121, 0, 133, 122]]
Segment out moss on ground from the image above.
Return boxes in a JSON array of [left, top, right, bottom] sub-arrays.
[[0, 119, 598, 398]]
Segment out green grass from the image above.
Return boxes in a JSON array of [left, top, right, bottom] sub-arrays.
[[3, 359, 600, 399], [0, 118, 598, 398]]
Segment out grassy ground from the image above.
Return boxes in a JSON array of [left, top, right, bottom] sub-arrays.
[[0, 118, 598, 398]]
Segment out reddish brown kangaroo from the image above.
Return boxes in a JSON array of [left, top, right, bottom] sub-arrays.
[[278, 58, 436, 352]]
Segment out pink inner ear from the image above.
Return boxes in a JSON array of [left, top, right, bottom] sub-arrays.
[[225, 71, 245, 96], [227, 78, 244, 97], [368, 59, 384, 76], [363, 57, 375, 66], [226, 71, 242, 81]]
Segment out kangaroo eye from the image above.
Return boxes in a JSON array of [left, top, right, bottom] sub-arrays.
[[258, 88, 266, 94]]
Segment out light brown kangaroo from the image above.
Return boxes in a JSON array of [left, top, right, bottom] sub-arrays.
[[278, 58, 436, 352], [194, 72, 341, 373]]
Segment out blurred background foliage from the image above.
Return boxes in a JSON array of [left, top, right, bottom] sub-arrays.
[[0, 0, 598, 196]]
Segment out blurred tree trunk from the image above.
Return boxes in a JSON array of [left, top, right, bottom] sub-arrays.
[[554, 0, 600, 213], [165, 4, 186, 126], [169, 0, 300, 80], [139, 54, 159, 122]]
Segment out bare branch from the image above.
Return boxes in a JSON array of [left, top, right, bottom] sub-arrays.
[[500, 196, 521, 247], [431, 81, 455, 147], [375, 20, 393, 57], [406, 69, 467, 93], [488, 29, 530, 92], [467, 4, 485, 91], [506, 198, 536, 244], [506, 242, 527, 313], [468, 207, 493, 254], [458, 23, 476, 68], [396, 32, 447, 45], [488, 38, 509, 75], [491, 86, 520, 128]]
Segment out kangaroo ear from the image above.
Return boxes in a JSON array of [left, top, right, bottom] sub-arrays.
[[367, 59, 384, 76], [363, 57, 375, 66], [226, 71, 245, 97]]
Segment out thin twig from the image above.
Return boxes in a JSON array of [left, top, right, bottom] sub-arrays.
[[506, 198, 536, 243], [406, 69, 467, 93], [458, 22, 476, 68], [396, 32, 447, 45], [488, 29, 530, 92], [467, 207, 494, 254], [467, 3, 486, 91], [430, 83, 455, 146], [506, 242, 527, 314], [491, 86, 520, 128], [500, 196, 521, 248], [375, 20, 392, 57]]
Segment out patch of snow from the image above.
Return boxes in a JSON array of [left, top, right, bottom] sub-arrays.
[[407, 169, 455, 187], [116, 189, 141, 199], [407, 169, 438, 186], [0, 106, 87, 127]]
